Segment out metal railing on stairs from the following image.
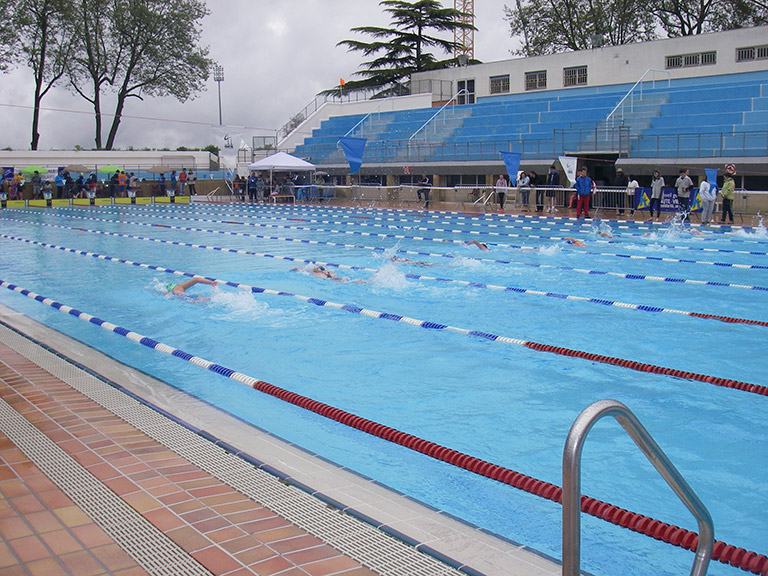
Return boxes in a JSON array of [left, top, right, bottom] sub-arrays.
[[409, 89, 470, 142], [562, 399, 714, 576], [605, 68, 671, 131]]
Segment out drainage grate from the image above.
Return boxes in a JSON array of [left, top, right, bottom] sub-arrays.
[[0, 397, 212, 576], [0, 323, 466, 576]]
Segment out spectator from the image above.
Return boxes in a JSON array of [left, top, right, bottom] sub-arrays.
[[187, 170, 197, 195], [54, 171, 66, 199], [674, 168, 693, 220], [516, 170, 530, 212], [31, 171, 42, 198], [614, 168, 629, 214], [719, 167, 735, 224], [545, 165, 560, 213], [179, 169, 187, 194], [416, 174, 432, 209], [495, 174, 508, 212], [698, 172, 716, 225], [574, 167, 592, 218], [626, 174, 639, 217], [649, 170, 665, 222]]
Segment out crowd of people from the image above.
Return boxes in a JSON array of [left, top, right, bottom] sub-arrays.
[[1, 168, 199, 200], [483, 163, 740, 224]]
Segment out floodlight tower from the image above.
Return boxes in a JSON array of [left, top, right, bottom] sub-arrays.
[[213, 65, 224, 125], [454, 0, 475, 60]]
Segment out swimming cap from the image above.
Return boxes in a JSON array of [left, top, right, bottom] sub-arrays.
[[165, 283, 177, 292]]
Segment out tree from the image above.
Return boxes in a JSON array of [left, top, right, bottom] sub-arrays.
[[504, 0, 768, 56], [648, 0, 768, 36], [335, 0, 477, 97], [504, 0, 656, 56], [66, 0, 113, 149], [66, 0, 214, 150], [14, 0, 73, 150], [0, 0, 18, 72]]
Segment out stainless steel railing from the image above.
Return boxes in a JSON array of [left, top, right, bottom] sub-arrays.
[[562, 399, 714, 576]]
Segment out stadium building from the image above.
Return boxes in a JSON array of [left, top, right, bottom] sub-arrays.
[[281, 26, 768, 191]]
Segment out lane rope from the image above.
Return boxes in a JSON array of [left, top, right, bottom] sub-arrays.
[[4, 230, 768, 328], [49, 205, 768, 261], [0, 277, 765, 575], [124, 201, 768, 247], [59, 202, 768, 246], [2, 234, 765, 397], [8, 214, 768, 292]]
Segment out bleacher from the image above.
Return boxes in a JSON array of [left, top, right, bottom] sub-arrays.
[[293, 71, 768, 165]]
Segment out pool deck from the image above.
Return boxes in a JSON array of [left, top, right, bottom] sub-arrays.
[[0, 303, 561, 576]]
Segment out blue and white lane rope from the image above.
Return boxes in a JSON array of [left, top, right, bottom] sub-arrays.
[[10, 210, 768, 272], [71, 201, 763, 241], [4, 277, 768, 571], [8, 219, 768, 292], [50, 205, 768, 257], [1, 277, 765, 397], [4, 232, 767, 327], [97, 202, 768, 246]]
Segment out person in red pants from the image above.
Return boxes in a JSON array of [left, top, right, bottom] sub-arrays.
[[574, 167, 592, 218]]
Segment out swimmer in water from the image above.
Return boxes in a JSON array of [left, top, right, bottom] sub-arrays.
[[390, 256, 434, 267], [292, 265, 365, 283], [563, 237, 587, 247], [166, 277, 218, 296], [464, 240, 490, 251]]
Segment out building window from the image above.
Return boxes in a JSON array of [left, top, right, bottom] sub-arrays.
[[563, 65, 587, 87], [683, 53, 700, 67], [666, 51, 717, 68], [666, 55, 683, 68], [525, 70, 547, 91], [457, 79, 475, 104], [489, 75, 510, 94], [736, 47, 756, 61], [759, 45, 768, 59]]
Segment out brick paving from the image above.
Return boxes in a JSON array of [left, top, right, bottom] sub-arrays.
[[0, 341, 379, 576]]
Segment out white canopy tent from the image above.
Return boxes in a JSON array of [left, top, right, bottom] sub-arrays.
[[247, 152, 316, 200], [247, 152, 315, 172]]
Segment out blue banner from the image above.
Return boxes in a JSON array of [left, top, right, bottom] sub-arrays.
[[339, 137, 367, 174], [500, 151, 521, 182], [705, 168, 719, 194]]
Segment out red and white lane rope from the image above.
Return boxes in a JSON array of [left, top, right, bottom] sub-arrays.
[[0, 278, 766, 575]]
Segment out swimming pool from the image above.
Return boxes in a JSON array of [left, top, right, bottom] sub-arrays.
[[0, 203, 765, 576]]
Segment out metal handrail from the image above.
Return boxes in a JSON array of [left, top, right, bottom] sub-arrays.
[[340, 97, 396, 140], [409, 89, 469, 141], [606, 68, 671, 126], [562, 399, 714, 576]]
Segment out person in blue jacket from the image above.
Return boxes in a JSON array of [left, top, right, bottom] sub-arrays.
[[574, 167, 592, 218]]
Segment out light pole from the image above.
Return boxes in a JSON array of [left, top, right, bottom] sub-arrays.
[[213, 65, 224, 125]]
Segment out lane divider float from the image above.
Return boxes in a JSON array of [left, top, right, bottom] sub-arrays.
[[0, 277, 765, 575], [2, 236, 766, 397], [52, 205, 768, 259], [4, 231, 768, 328]]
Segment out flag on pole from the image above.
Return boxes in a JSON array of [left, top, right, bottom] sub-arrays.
[[558, 156, 578, 185], [705, 168, 719, 193], [339, 137, 366, 174], [499, 151, 521, 183], [339, 78, 346, 86]]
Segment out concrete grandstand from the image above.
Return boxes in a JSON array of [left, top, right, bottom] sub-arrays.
[[278, 26, 768, 193]]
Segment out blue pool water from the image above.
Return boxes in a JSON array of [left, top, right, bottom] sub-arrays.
[[0, 203, 766, 576]]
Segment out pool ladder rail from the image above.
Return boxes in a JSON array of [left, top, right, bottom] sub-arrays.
[[562, 399, 714, 576]]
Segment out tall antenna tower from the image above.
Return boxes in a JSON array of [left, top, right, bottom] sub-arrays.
[[453, 0, 475, 60]]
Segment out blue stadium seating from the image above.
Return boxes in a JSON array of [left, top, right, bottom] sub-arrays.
[[293, 71, 768, 164]]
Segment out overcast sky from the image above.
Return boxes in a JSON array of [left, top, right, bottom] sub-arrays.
[[0, 0, 518, 151]]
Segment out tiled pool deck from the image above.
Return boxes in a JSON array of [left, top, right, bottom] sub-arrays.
[[0, 305, 561, 576]]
